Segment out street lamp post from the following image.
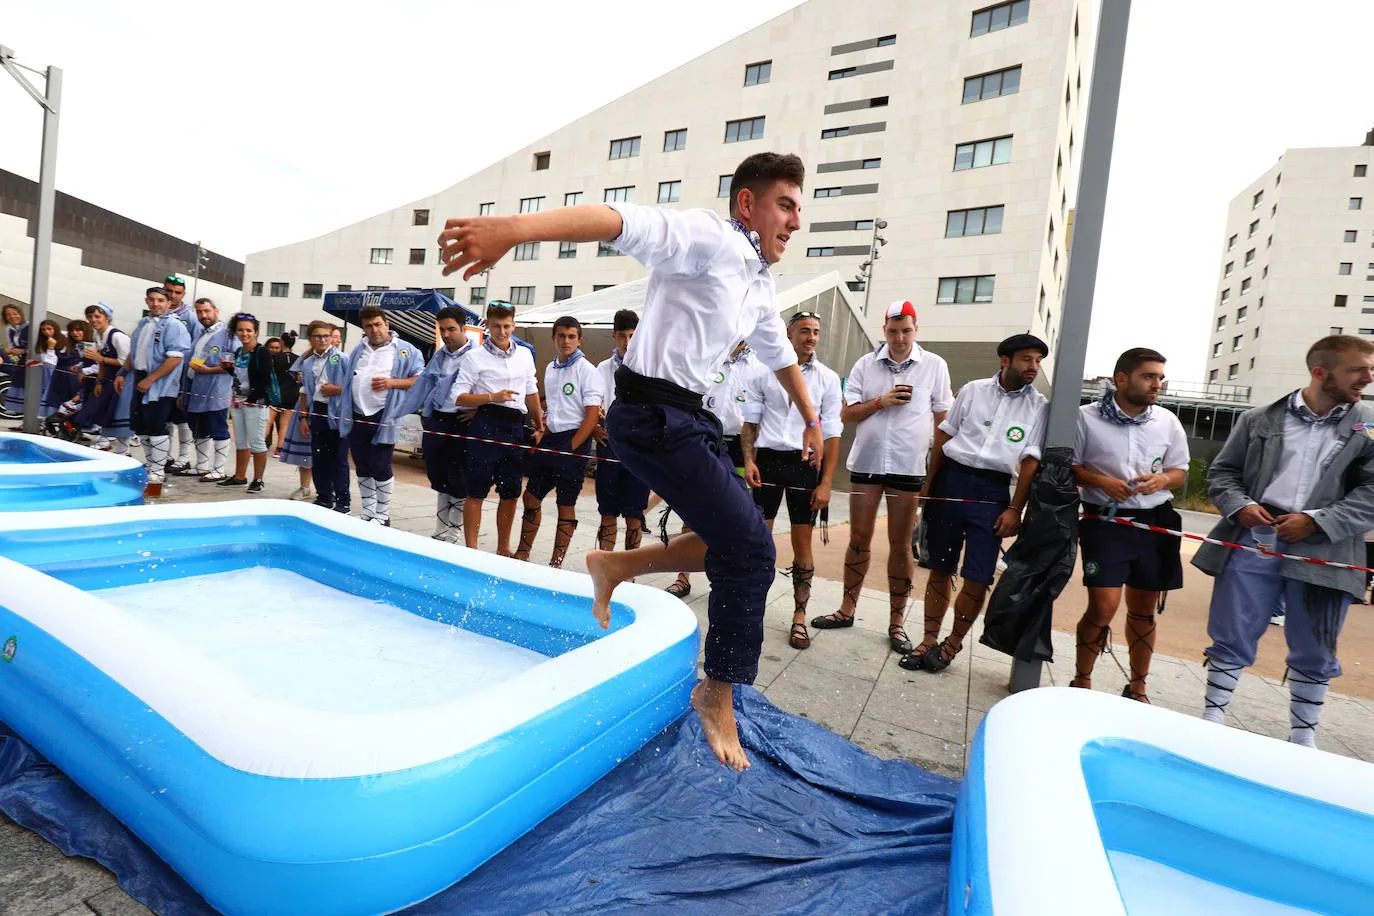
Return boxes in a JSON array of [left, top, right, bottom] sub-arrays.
[[853, 218, 888, 315], [0, 46, 62, 435], [191, 240, 209, 303]]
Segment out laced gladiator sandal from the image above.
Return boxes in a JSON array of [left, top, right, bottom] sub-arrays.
[[665, 578, 692, 599], [1070, 620, 1111, 690], [789, 621, 811, 650]]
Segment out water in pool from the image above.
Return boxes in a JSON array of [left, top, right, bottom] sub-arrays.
[[94, 567, 548, 714], [1108, 851, 1317, 915], [0, 437, 83, 464]]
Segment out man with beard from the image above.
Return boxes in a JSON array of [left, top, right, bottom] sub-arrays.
[[1197, 335, 1374, 747], [902, 334, 1049, 674], [114, 288, 191, 498], [181, 297, 236, 481], [1069, 348, 1189, 704], [162, 275, 197, 475]]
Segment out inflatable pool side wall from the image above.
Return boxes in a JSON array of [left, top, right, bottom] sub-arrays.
[[0, 432, 145, 511]]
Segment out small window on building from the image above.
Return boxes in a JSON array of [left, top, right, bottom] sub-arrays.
[[936, 275, 996, 304], [744, 61, 772, 86], [369, 248, 393, 265], [1248, 219, 1260, 237], [1345, 230, 1359, 243], [1237, 305, 1248, 322], [564, 192, 583, 207], [821, 126, 850, 139], [266, 321, 285, 338], [409, 248, 426, 265], [1228, 363, 1239, 380], [1224, 261, 1234, 277], [807, 247, 835, 257], [478, 202, 494, 216], [509, 286, 534, 306], [1227, 234, 1237, 251], [970, 0, 1030, 37], [554, 285, 572, 301], [1212, 342, 1222, 357], [718, 175, 733, 198], [1336, 294, 1349, 307], [1220, 290, 1230, 305], [945, 205, 1005, 238], [250, 281, 263, 296], [1356, 164, 1369, 178], [604, 186, 634, 203], [953, 136, 1013, 170], [1244, 248, 1255, 266], [513, 242, 540, 261], [814, 187, 842, 198], [862, 158, 881, 169], [829, 67, 858, 80], [597, 241, 622, 257], [435, 289, 454, 299], [1351, 197, 1364, 210], [663, 128, 687, 152], [1252, 190, 1264, 209], [269, 282, 288, 298], [724, 116, 766, 143], [608, 136, 641, 160], [1217, 315, 1227, 330], [593, 284, 615, 292], [470, 287, 486, 306], [412, 209, 429, 226], [533, 151, 551, 171], [1331, 327, 1344, 335], [962, 65, 1022, 104], [336, 284, 352, 292], [303, 283, 323, 300], [877, 34, 896, 46], [519, 196, 544, 214], [657, 180, 682, 204], [1240, 277, 1252, 293], [558, 242, 577, 259], [1340, 262, 1354, 275]]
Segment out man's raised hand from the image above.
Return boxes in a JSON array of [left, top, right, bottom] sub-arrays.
[[437, 216, 521, 280]]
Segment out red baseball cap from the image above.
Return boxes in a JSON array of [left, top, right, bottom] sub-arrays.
[[884, 300, 917, 321]]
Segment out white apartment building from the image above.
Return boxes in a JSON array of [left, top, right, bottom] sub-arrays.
[[245, 0, 1089, 385], [1206, 131, 1374, 406]]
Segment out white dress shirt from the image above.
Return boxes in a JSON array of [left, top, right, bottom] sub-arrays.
[[351, 339, 397, 415], [544, 356, 604, 433], [705, 349, 756, 436], [608, 201, 797, 393], [939, 375, 1049, 477], [449, 340, 539, 414], [597, 350, 624, 411], [1259, 393, 1349, 513], [94, 328, 130, 364], [743, 354, 843, 451], [844, 343, 954, 477], [1074, 401, 1191, 509]]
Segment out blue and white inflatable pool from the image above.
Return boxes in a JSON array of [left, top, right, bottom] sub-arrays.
[[0, 501, 698, 915], [0, 431, 144, 510], [953, 688, 1374, 915]]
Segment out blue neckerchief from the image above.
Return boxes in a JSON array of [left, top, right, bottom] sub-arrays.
[[1098, 390, 1152, 426], [799, 354, 816, 374], [611, 348, 625, 368], [875, 343, 915, 374], [725, 344, 753, 367], [728, 218, 767, 266], [484, 338, 516, 359], [1287, 390, 1349, 425], [552, 348, 585, 370]]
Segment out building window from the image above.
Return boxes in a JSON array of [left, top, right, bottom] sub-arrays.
[[829, 67, 857, 80], [657, 180, 682, 204], [303, 283, 323, 300], [564, 192, 582, 208], [1220, 289, 1230, 304], [1232, 335, 1243, 352], [533, 151, 551, 171], [250, 281, 263, 296], [1356, 164, 1369, 178], [1340, 262, 1354, 275], [609, 136, 641, 160], [1244, 248, 1255, 266], [953, 136, 1013, 170], [478, 202, 494, 216], [1262, 265, 1269, 278], [1212, 342, 1222, 357], [1252, 190, 1264, 209], [1248, 219, 1260, 237], [470, 287, 486, 306], [1267, 234, 1273, 249], [519, 196, 544, 214], [936, 275, 996, 304], [815, 187, 842, 198], [336, 284, 352, 292], [369, 247, 393, 265], [718, 175, 733, 198], [744, 61, 772, 86], [597, 241, 622, 257], [1224, 261, 1234, 277], [269, 282, 288, 298], [725, 116, 766, 143], [1217, 315, 1226, 330], [1237, 305, 1248, 323], [593, 284, 615, 292], [807, 247, 835, 257], [554, 285, 572, 301], [508, 287, 534, 306], [1240, 277, 1252, 293], [970, 0, 1029, 36], [1336, 294, 1349, 307], [1254, 326, 1261, 338], [558, 242, 577, 259], [1271, 203, 1277, 217], [1227, 234, 1237, 251], [1362, 329, 1374, 336], [1345, 230, 1359, 243], [435, 289, 454, 300], [962, 65, 1022, 103], [1228, 363, 1239, 380], [513, 242, 540, 261], [847, 281, 866, 292], [1048, 218, 1055, 249], [604, 186, 635, 204], [1331, 327, 1344, 335], [265, 321, 285, 338], [663, 128, 687, 152], [1209, 369, 1219, 382], [409, 248, 425, 265], [1038, 286, 1046, 316], [367, 286, 385, 291], [1351, 198, 1364, 210], [1249, 358, 1255, 370], [945, 205, 1005, 237], [862, 157, 881, 169], [821, 126, 850, 139], [412, 209, 429, 226], [877, 34, 896, 46]]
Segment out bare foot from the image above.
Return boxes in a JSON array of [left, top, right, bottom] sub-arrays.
[[585, 549, 623, 630], [690, 678, 750, 771]]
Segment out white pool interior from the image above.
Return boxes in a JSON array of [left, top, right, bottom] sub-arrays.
[[1108, 851, 1317, 916], [94, 567, 548, 715]]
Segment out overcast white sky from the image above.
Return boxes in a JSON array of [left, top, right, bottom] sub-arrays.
[[2, 0, 1371, 381]]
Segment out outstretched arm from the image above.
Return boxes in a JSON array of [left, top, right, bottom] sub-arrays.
[[439, 205, 625, 280]]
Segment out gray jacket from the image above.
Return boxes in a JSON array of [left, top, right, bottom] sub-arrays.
[[1193, 395, 1374, 598]]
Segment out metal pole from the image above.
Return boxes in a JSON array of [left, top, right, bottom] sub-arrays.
[[191, 240, 202, 303], [20, 65, 60, 435], [862, 222, 878, 316], [1008, 0, 1132, 693]]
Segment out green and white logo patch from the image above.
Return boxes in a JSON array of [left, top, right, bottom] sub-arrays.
[[1005, 425, 1026, 443], [2, 636, 15, 663], [711, 370, 726, 384], [1151, 457, 1163, 474], [562, 382, 576, 396], [1084, 561, 1100, 578]]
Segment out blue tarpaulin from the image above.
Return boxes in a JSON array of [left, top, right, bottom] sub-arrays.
[[0, 688, 956, 914]]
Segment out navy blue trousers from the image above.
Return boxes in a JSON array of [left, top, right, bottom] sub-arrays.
[[422, 412, 468, 497], [607, 402, 772, 684], [309, 404, 350, 509], [349, 411, 395, 481]]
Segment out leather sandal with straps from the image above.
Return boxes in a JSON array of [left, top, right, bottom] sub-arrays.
[[811, 611, 855, 630], [888, 625, 913, 654], [789, 621, 811, 650]]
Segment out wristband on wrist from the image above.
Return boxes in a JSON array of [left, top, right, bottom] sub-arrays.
[[805, 419, 819, 429], [873, 397, 883, 411]]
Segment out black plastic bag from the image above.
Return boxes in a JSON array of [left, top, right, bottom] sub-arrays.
[[979, 446, 1080, 662]]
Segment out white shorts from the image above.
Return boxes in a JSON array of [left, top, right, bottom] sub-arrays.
[[231, 404, 270, 454]]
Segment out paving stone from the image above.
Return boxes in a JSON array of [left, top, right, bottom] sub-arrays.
[[85, 888, 154, 916], [850, 715, 965, 780], [865, 659, 969, 744], [0, 819, 115, 916], [762, 660, 874, 738]]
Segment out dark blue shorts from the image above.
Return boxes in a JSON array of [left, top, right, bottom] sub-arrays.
[[129, 383, 176, 438], [753, 448, 819, 526], [422, 412, 468, 498], [923, 461, 1009, 585], [1080, 504, 1183, 592], [169, 401, 189, 425], [188, 408, 230, 441], [595, 437, 650, 520], [526, 428, 589, 507], [465, 405, 526, 501]]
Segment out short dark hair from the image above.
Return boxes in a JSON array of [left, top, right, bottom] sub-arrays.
[[1307, 335, 1374, 371], [146, 286, 168, 299], [163, 278, 185, 290], [359, 305, 386, 324], [194, 297, 215, 308], [436, 306, 467, 325], [231, 313, 259, 332], [612, 309, 639, 333], [1113, 347, 1167, 378], [728, 152, 806, 218], [552, 316, 582, 337]]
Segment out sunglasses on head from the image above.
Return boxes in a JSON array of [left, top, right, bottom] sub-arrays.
[[232, 313, 257, 322], [788, 311, 821, 325], [164, 275, 186, 286]]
